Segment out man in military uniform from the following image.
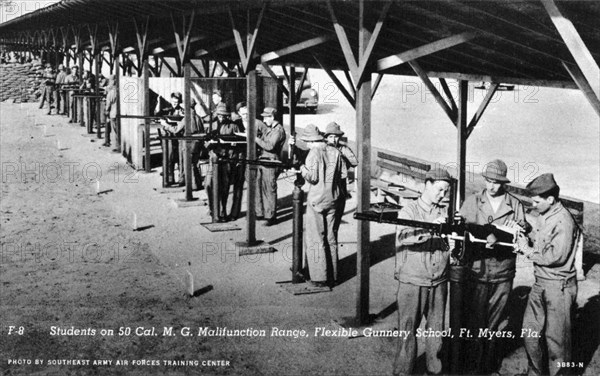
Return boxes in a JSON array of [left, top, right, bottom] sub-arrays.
[[393, 168, 453, 376], [255, 107, 286, 226], [53, 64, 67, 115], [459, 159, 529, 374], [205, 103, 242, 221], [156, 92, 186, 185], [103, 76, 119, 153], [65, 66, 80, 122], [294, 124, 345, 287], [229, 102, 248, 221], [39, 63, 55, 114], [323, 122, 357, 244], [515, 174, 579, 376]]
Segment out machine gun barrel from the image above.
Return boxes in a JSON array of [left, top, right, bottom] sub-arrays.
[[217, 156, 297, 169]]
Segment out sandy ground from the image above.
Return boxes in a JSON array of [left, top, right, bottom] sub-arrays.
[[1, 100, 599, 376]]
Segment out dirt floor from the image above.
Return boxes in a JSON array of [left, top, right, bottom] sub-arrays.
[[1, 101, 599, 376]]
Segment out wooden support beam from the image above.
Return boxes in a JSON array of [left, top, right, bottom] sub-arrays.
[[326, 0, 358, 79], [170, 10, 196, 65], [261, 63, 289, 97], [409, 61, 457, 124], [190, 61, 203, 78], [457, 80, 468, 206], [260, 35, 333, 63], [159, 55, 177, 77], [132, 16, 150, 73], [371, 73, 383, 99], [228, 3, 267, 74], [313, 54, 355, 108], [295, 68, 308, 105], [467, 83, 499, 138], [279, 64, 290, 83], [563, 61, 600, 116], [195, 39, 236, 58], [343, 70, 356, 98], [541, 0, 599, 101], [355, 1, 391, 85], [376, 32, 478, 72], [183, 62, 193, 200], [439, 78, 457, 115], [107, 21, 119, 57], [355, 0, 372, 326]]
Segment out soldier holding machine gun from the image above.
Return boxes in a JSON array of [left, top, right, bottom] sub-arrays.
[[156, 92, 186, 186], [457, 159, 529, 375], [392, 168, 454, 376]]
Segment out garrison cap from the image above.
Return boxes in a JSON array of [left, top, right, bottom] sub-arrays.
[[324, 122, 344, 136], [171, 91, 183, 100], [261, 107, 277, 117], [425, 167, 452, 182], [526, 173, 559, 196], [482, 159, 510, 183]]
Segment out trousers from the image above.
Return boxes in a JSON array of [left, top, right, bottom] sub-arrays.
[[393, 282, 447, 376], [464, 279, 513, 374], [305, 203, 337, 283], [256, 164, 278, 219], [523, 277, 577, 376]]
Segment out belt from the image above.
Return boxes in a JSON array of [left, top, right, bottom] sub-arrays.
[[535, 275, 576, 291]]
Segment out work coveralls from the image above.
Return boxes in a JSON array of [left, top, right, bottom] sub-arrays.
[[104, 84, 119, 150], [157, 106, 185, 185], [333, 143, 357, 238], [459, 190, 527, 374], [523, 202, 578, 376], [255, 121, 286, 220], [393, 198, 450, 376], [301, 143, 344, 284], [54, 70, 67, 114], [229, 119, 246, 220]]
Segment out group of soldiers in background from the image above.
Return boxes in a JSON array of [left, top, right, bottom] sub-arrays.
[[393, 160, 580, 376]]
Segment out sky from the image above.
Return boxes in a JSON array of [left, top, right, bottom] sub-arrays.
[[0, 0, 59, 24]]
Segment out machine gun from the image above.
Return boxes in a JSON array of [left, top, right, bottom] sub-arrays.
[[353, 211, 521, 260], [117, 114, 184, 123], [216, 155, 298, 170]]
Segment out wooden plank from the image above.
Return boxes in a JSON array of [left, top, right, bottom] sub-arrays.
[[343, 70, 356, 98], [377, 151, 431, 171], [376, 160, 427, 181], [376, 32, 478, 72], [467, 82, 499, 138], [541, 0, 600, 100], [409, 61, 457, 124], [244, 3, 267, 73], [355, 1, 391, 84], [562, 61, 600, 117]]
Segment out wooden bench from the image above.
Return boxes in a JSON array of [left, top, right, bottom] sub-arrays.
[[371, 151, 432, 209]]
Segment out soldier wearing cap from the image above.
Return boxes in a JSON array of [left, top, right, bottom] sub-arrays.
[[229, 101, 249, 220], [515, 174, 579, 376], [103, 75, 120, 152], [393, 167, 453, 376], [156, 92, 186, 185], [324, 122, 358, 240], [54, 64, 67, 115], [205, 103, 243, 221], [458, 159, 529, 374], [65, 66, 80, 122], [296, 124, 345, 287], [255, 107, 286, 226], [39, 63, 56, 114]]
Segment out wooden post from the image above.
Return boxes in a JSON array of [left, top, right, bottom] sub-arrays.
[[95, 52, 102, 139], [183, 62, 193, 200], [449, 79, 468, 374], [143, 59, 151, 172], [245, 69, 258, 245], [114, 54, 122, 153], [289, 65, 304, 283], [355, 0, 372, 325]]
